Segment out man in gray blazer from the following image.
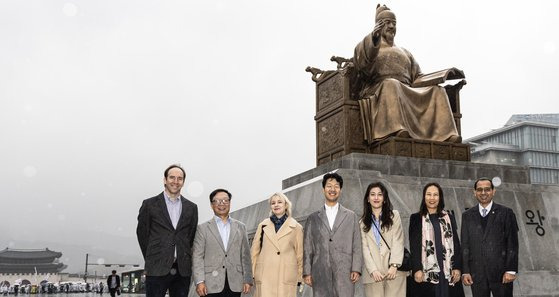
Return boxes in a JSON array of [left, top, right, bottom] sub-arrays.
[[461, 178, 519, 297], [303, 173, 363, 297], [192, 189, 253, 297], [136, 164, 199, 297]]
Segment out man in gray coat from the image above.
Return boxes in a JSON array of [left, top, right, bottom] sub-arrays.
[[303, 173, 363, 297], [192, 189, 253, 297]]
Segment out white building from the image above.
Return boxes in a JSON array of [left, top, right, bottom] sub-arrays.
[[467, 114, 559, 184]]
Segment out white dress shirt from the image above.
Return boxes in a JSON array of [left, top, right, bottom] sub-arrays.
[[478, 200, 493, 217], [164, 191, 182, 259], [325, 203, 339, 230], [215, 216, 231, 251]]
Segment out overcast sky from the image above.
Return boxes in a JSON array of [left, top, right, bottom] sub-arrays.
[[1, 0, 558, 269]]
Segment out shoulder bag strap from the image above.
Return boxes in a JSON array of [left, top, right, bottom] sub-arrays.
[[371, 219, 391, 250], [259, 224, 266, 250]]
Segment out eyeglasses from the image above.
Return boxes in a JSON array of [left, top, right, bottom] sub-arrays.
[[475, 187, 493, 193], [211, 199, 230, 205]]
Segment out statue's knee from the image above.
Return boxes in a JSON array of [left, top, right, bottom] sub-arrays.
[[380, 78, 400, 92]]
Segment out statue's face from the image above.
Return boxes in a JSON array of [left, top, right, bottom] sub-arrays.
[[381, 18, 397, 43]]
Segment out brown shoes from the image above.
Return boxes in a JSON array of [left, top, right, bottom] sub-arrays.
[[446, 135, 462, 143], [395, 130, 410, 138]]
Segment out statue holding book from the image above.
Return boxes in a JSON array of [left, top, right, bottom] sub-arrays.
[[353, 4, 464, 144]]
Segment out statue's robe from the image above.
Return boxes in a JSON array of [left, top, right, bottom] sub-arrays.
[[354, 32, 459, 143]]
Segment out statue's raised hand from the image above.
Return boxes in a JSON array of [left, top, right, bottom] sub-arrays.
[[372, 20, 384, 38]]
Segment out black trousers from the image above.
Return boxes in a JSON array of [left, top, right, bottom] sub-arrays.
[[413, 281, 465, 297], [145, 263, 191, 297], [108, 288, 119, 297], [471, 278, 513, 297], [206, 272, 241, 297]]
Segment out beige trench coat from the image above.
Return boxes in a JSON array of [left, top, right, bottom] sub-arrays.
[[251, 217, 303, 297], [360, 210, 406, 297]]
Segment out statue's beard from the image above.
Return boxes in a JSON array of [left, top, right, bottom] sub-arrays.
[[383, 32, 395, 44]]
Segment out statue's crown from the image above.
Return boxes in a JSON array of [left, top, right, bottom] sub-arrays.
[[375, 4, 396, 21]]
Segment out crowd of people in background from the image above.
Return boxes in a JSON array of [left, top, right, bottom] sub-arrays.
[[0, 281, 106, 295], [137, 164, 519, 297], [0, 268, 121, 295]]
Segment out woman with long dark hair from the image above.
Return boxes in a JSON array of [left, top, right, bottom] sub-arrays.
[[409, 183, 465, 297], [360, 182, 406, 297]]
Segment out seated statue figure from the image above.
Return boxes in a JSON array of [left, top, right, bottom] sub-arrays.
[[353, 4, 462, 144]]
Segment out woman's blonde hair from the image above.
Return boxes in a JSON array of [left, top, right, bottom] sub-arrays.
[[268, 192, 293, 217]]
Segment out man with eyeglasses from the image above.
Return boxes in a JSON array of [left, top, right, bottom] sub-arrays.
[[136, 164, 199, 297], [460, 178, 519, 297], [192, 189, 253, 297]]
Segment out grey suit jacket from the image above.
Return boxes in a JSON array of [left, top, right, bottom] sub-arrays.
[[192, 217, 253, 294], [303, 204, 363, 297], [461, 203, 519, 283], [136, 193, 198, 277]]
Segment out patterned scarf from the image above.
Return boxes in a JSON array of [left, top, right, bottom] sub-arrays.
[[270, 214, 288, 232], [421, 211, 454, 284]]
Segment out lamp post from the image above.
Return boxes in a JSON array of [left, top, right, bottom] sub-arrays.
[[83, 253, 139, 284], [83, 254, 89, 283]]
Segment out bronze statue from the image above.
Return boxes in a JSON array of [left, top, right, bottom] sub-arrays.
[[353, 4, 464, 144]]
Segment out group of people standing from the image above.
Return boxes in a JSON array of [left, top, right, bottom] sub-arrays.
[[136, 165, 519, 297]]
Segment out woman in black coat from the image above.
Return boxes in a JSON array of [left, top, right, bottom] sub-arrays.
[[409, 183, 465, 297]]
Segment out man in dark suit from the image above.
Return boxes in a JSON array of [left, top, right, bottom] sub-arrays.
[[137, 164, 199, 297], [106, 270, 120, 297], [461, 178, 519, 297]]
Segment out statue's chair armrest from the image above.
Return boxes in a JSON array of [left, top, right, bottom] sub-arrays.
[[444, 79, 467, 114], [444, 79, 467, 135]]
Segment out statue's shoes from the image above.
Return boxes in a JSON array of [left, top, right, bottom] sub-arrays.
[[395, 130, 410, 138], [446, 135, 462, 143]]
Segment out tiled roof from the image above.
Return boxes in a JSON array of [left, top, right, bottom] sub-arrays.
[[0, 263, 67, 273], [0, 248, 62, 260]]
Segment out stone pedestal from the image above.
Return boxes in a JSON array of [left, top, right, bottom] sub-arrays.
[[371, 137, 471, 161], [229, 154, 559, 297]]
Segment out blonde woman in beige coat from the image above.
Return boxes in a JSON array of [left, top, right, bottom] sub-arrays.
[[360, 182, 407, 297], [251, 193, 303, 297]]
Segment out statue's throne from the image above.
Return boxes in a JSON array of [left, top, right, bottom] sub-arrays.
[[307, 57, 470, 165]]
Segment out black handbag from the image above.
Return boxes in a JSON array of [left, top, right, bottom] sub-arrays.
[[372, 220, 411, 271]]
